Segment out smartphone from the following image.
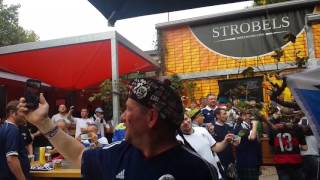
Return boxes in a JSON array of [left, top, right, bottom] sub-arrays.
[[25, 79, 41, 110]]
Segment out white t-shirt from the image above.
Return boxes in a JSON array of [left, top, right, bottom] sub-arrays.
[[51, 113, 71, 124], [301, 135, 319, 156], [73, 117, 94, 138], [176, 127, 222, 179]]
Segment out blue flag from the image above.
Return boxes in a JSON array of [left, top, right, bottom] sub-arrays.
[[287, 67, 320, 142]]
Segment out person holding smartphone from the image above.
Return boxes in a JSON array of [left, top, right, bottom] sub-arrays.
[[92, 107, 113, 139], [51, 104, 74, 125], [17, 78, 219, 180]]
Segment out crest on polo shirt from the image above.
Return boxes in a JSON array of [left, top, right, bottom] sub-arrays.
[[158, 174, 175, 180]]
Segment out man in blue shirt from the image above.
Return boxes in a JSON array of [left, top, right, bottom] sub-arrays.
[[233, 111, 261, 180], [213, 108, 236, 180], [19, 78, 219, 180], [0, 100, 30, 180], [201, 94, 218, 124]]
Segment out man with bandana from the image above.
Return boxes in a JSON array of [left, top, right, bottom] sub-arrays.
[[18, 78, 219, 180]]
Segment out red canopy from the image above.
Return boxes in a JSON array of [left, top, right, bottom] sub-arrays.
[[0, 32, 158, 90]]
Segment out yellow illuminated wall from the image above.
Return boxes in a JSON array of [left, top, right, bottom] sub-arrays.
[[313, 23, 320, 58], [160, 13, 319, 101], [162, 26, 307, 75]]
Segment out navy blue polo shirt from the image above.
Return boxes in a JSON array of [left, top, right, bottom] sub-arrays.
[[0, 122, 30, 180], [19, 124, 33, 146], [201, 106, 216, 124], [233, 122, 262, 168], [82, 141, 218, 180], [213, 122, 234, 168]]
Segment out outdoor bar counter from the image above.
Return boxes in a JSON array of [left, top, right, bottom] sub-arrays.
[[31, 169, 81, 180], [30, 161, 81, 180]]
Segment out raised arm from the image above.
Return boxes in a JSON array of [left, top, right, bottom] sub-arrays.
[[248, 121, 258, 141], [18, 94, 85, 168], [67, 106, 75, 123]]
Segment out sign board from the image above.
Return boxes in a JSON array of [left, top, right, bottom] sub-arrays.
[[191, 7, 313, 58]]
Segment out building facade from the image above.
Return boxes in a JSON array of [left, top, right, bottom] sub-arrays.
[[156, 0, 320, 102]]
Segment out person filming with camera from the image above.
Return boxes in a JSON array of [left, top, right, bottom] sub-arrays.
[[17, 78, 219, 180]]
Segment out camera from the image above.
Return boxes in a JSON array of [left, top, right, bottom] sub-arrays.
[[25, 79, 41, 110]]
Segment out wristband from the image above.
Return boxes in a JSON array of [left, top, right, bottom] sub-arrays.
[[43, 126, 59, 139]]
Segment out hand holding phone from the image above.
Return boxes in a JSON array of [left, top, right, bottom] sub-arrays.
[[69, 106, 75, 112], [25, 79, 41, 110]]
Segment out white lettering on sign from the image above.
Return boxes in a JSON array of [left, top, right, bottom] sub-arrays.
[[230, 24, 240, 35], [211, 16, 290, 40]]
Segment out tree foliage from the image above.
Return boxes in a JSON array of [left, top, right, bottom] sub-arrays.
[[0, 0, 39, 47], [254, 0, 291, 6], [168, 74, 184, 96], [89, 79, 128, 119], [185, 81, 197, 102]]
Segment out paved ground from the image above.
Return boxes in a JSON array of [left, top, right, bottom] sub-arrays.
[[259, 166, 278, 180], [260, 174, 278, 180]]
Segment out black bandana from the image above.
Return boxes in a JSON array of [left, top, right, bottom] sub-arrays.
[[128, 78, 184, 127]]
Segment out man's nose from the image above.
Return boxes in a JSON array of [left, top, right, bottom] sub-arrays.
[[120, 112, 126, 122]]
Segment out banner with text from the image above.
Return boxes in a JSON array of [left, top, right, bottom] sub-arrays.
[[191, 7, 313, 58]]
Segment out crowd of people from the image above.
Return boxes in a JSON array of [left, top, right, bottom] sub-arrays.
[[0, 77, 319, 180], [179, 94, 320, 180], [0, 101, 118, 180]]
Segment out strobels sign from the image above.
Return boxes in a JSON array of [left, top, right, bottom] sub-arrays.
[[191, 8, 313, 58]]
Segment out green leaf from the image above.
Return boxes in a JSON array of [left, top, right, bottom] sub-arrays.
[[0, 1, 39, 46]]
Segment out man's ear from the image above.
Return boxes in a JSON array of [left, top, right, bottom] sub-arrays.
[[147, 108, 159, 128]]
